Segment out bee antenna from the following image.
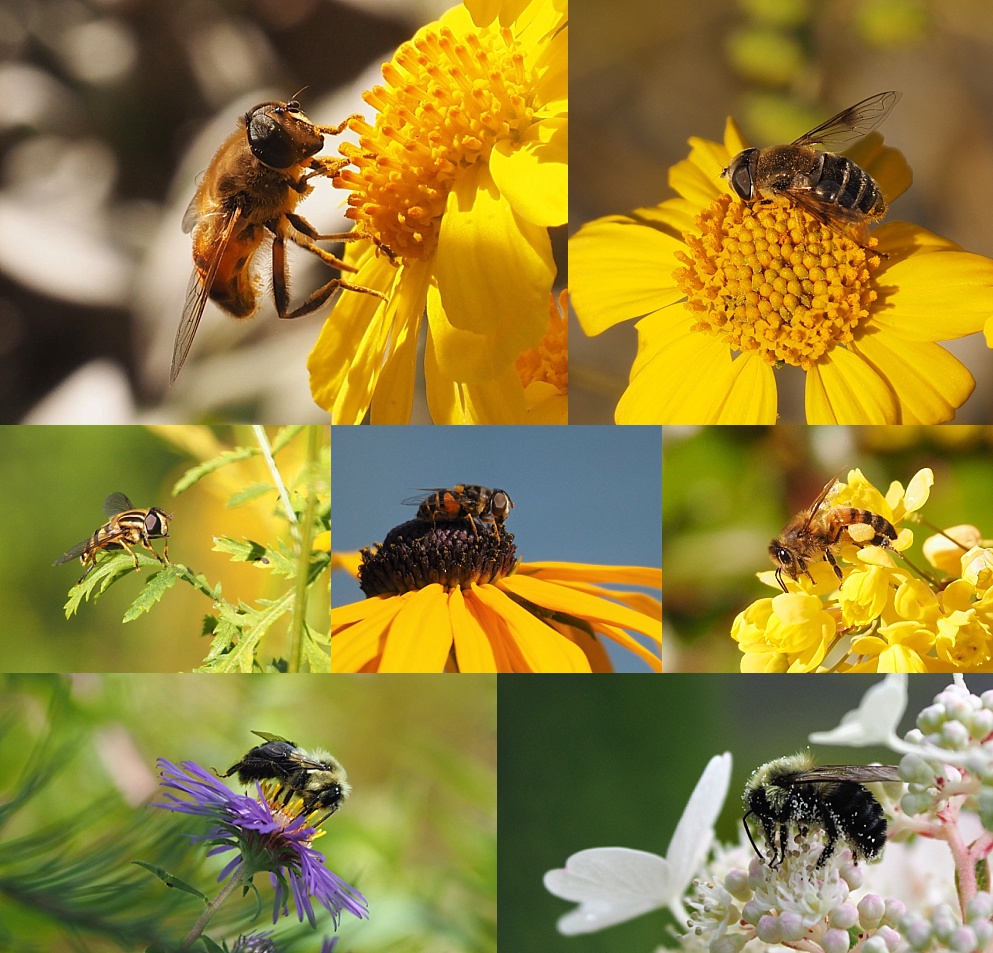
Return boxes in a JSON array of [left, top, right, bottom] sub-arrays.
[[289, 86, 309, 102], [741, 810, 764, 860]]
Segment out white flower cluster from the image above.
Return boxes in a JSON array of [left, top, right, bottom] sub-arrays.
[[544, 675, 993, 952]]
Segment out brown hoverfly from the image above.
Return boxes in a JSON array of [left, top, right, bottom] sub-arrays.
[[722, 91, 902, 245], [403, 484, 515, 538], [53, 492, 172, 583], [769, 473, 897, 592], [172, 98, 393, 382]]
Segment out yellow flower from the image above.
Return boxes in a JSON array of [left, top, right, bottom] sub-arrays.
[[732, 467, 993, 672], [309, 0, 568, 424], [330, 522, 661, 672], [571, 116, 993, 423]]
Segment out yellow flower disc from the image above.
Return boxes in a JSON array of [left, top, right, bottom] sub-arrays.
[[673, 195, 881, 371], [338, 24, 535, 261]]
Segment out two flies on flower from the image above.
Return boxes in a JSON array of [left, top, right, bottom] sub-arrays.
[[218, 730, 350, 829], [402, 484, 515, 539], [53, 492, 172, 585], [721, 90, 902, 247], [171, 97, 396, 382]]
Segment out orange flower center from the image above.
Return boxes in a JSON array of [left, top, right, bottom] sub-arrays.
[[673, 195, 881, 371], [336, 24, 535, 262], [516, 290, 568, 393]]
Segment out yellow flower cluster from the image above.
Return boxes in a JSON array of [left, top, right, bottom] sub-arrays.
[[732, 468, 993, 673]]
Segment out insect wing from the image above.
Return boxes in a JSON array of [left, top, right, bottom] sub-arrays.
[[103, 492, 134, 517], [784, 189, 870, 244], [786, 764, 902, 784], [401, 489, 448, 507], [53, 539, 91, 566], [251, 730, 294, 745], [171, 207, 242, 383], [792, 91, 901, 150]]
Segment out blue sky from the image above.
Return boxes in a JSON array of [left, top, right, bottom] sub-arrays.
[[331, 426, 662, 672]]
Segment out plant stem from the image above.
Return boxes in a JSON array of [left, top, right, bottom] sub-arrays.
[[180, 861, 245, 949], [287, 427, 320, 673]]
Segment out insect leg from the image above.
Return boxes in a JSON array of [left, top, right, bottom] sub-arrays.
[[823, 549, 844, 581]]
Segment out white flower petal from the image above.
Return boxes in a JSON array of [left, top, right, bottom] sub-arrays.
[[809, 674, 907, 746], [666, 752, 732, 886], [543, 847, 672, 934]]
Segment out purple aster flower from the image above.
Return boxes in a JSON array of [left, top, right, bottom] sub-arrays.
[[155, 759, 369, 928]]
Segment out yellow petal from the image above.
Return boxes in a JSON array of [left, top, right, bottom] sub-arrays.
[[449, 587, 498, 673], [851, 336, 974, 424], [378, 585, 455, 672], [490, 115, 567, 227], [804, 347, 899, 423], [432, 163, 553, 377], [570, 218, 686, 336]]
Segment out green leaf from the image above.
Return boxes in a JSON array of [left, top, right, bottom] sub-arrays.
[[62, 551, 168, 619], [271, 424, 308, 454], [122, 566, 185, 622], [212, 536, 271, 564], [226, 483, 275, 508], [130, 861, 208, 902], [172, 447, 258, 495]]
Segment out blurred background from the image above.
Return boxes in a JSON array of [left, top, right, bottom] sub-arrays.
[[663, 424, 993, 671], [0, 673, 495, 952], [569, 0, 993, 423], [331, 426, 662, 672], [0, 0, 453, 423], [500, 673, 993, 953], [0, 425, 329, 671]]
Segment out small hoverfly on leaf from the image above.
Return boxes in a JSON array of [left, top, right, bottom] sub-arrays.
[[402, 484, 515, 539], [721, 90, 902, 246], [172, 98, 394, 382], [53, 492, 171, 584]]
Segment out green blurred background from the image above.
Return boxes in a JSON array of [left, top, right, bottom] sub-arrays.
[[0, 673, 495, 953], [663, 424, 993, 671], [0, 425, 329, 672], [499, 673, 993, 953]]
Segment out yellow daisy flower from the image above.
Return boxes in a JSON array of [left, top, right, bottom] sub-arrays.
[[571, 116, 993, 424], [330, 519, 661, 673], [731, 467, 993, 673], [309, 0, 568, 424]]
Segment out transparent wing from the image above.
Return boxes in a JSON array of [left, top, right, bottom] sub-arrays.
[[792, 91, 901, 149], [53, 540, 90, 566], [171, 207, 241, 383], [251, 730, 293, 745], [401, 489, 447, 506], [800, 468, 848, 530], [788, 764, 902, 784], [786, 189, 870, 245], [103, 492, 133, 516]]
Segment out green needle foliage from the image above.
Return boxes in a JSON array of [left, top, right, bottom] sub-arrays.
[[60, 426, 330, 673]]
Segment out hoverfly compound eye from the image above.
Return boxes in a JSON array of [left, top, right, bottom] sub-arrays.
[[729, 157, 755, 200], [145, 512, 160, 533]]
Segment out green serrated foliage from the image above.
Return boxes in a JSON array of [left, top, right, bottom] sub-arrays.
[[212, 537, 271, 564], [62, 551, 170, 619], [226, 483, 275, 508], [303, 635, 331, 674], [172, 447, 258, 496], [193, 936, 226, 953], [271, 424, 308, 454], [122, 566, 186, 622], [131, 860, 209, 902]]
